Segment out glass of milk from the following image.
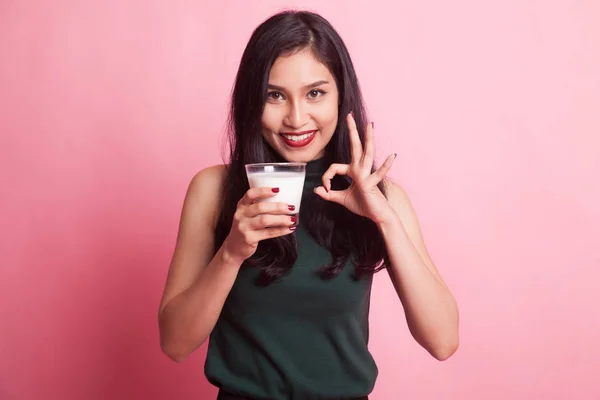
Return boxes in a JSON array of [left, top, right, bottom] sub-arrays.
[[245, 162, 307, 226]]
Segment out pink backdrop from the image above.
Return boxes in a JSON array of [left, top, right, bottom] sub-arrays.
[[1, 1, 599, 399]]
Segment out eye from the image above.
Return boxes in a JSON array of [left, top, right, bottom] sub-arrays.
[[267, 91, 284, 101], [308, 89, 325, 99]]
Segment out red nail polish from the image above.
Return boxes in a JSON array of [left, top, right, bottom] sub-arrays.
[[272, 188, 279, 193], [350, 111, 354, 118], [290, 216, 297, 223], [371, 121, 375, 129], [288, 205, 295, 211], [394, 153, 397, 158]]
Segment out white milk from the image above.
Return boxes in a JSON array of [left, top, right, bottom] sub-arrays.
[[247, 171, 306, 213]]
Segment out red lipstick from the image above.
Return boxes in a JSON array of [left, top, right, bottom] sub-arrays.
[[279, 130, 317, 148]]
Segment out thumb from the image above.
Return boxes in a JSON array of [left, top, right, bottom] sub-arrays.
[[314, 186, 345, 205]]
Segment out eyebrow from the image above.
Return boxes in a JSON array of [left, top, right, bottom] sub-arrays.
[[267, 80, 330, 91]]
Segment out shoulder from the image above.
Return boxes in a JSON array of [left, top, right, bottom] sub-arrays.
[[382, 177, 423, 228], [383, 178, 411, 208], [189, 164, 228, 193], [184, 164, 228, 229]]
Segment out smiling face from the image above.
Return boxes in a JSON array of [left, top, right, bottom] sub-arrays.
[[261, 49, 339, 162]]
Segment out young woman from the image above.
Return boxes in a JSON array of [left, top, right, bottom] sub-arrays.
[[159, 10, 459, 400]]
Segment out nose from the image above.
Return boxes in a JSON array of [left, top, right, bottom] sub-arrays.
[[283, 100, 308, 129]]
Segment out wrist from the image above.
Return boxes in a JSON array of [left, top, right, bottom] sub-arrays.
[[375, 211, 405, 237], [221, 239, 245, 269], [373, 206, 401, 228]]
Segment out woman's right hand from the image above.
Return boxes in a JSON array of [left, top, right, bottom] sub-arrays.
[[222, 187, 296, 264]]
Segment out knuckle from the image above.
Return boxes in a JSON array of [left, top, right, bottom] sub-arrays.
[[256, 188, 267, 198], [242, 231, 253, 244], [258, 215, 268, 226], [257, 202, 269, 214], [233, 211, 242, 223]]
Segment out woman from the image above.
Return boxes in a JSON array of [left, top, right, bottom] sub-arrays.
[[159, 10, 459, 400]]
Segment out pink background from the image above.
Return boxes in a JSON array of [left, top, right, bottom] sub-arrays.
[[1, 1, 599, 399]]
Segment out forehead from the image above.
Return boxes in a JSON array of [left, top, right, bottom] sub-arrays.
[[268, 50, 335, 88]]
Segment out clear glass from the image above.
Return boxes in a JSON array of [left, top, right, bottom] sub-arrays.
[[245, 162, 307, 226]]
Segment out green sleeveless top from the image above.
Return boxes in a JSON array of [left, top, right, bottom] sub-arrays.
[[205, 158, 378, 399]]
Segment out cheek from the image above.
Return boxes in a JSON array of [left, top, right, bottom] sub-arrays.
[[261, 107, 280, 131], [317, 102, 339, 130]]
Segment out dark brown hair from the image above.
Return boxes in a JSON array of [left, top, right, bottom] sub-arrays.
[[214, 10, 388, 285]]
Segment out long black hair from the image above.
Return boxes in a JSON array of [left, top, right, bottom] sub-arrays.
[[215, 10, 389, 285]]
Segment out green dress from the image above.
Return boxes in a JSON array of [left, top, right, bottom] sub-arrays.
[[205, 158, 378, 400]]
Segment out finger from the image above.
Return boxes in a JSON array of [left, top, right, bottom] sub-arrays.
[[321, 163, 349, 192], [362, 121, 374, 167], [367, 153, 397, 185], [239, 187, 279, 206], [249, 214, 296, 230], [314, 186, 347, 205], [256, 225, 296, 241], [246, 201, 293, 217], [347, 112, 363, 164]]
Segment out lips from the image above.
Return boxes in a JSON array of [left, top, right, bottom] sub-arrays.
[[279, 130, 317, 148]]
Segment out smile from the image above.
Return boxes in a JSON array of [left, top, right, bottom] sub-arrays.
[[279, 130, 317, 148]]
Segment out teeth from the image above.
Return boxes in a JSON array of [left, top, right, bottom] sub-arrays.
[[282, 131, 315, 141]]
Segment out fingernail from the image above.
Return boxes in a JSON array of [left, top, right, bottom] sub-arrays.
[[288, 205, 295, 211], [371, 121, 375, 129], [290, 226, 297, 231], [394, 153, 397, 158], [350, 111, 354, 118], [325, 186, 329, 193], [290, 216, 297, 223], [272, 187, 280, 193]]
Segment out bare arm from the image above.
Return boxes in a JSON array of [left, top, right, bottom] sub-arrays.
[[158, 165, 236, 361], [158, 166, 294, 362], [159, 246, 243, 362], [313, 113, 459, 361], [380, 180, 459, 361]]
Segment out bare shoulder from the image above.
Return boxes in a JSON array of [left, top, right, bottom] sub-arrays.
[[185, 164, 228, 229], [382, 177, 423, 234], [383, 177, 446, 281], [158, 164, 228, 314], [189, 164, 228, 192], [382, 177, 427, 252], [383, 177, 412, 209]]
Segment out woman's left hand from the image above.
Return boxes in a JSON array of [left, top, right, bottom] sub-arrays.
[[314, 112, 397, 225]]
